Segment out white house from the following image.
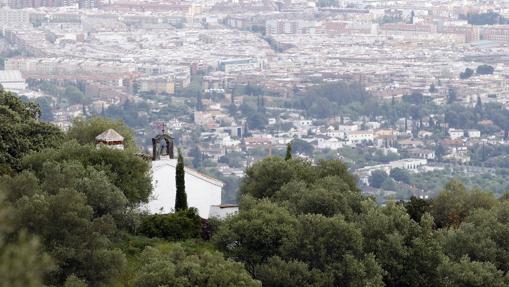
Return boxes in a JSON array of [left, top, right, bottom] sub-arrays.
[[316, 137, 343, 150], [467, 129, 481, 138], [147, 157, 223, 218], [355, 158, 428, 184], [338, 124, 359, 132], [389, 158, 428, 171], [346, 130, 374, 145], [324, 126, 344, 138], [295, 119, 313, 127], [408, 148, 435, 160], [365, 121, 381, 130], [448, 128, 464, 140], [418, 130, 433, 139], [444, 146, 470, 163]]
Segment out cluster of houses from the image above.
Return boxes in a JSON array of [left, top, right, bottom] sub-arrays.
[[183, 102, 493, 179]]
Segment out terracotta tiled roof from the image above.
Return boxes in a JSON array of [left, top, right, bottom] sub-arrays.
[[95, 129, 124, 142]]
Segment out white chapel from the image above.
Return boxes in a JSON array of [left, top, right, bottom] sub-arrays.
[[144, 133, 223, 218]]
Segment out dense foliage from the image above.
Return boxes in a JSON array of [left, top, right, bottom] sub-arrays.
[[134, 244, 260, 287], [28, 80, 89, 106], [0, 161, 127, 286], [0, 91, 64, 174], [67, 116, 137, 149], [289, 81, 507, 143], [476, 64, 495, 75], [22, 141, 152, 205], [0, 189, 53, 287], [140, 209, 202, 241], [215, 156, 509, 287], [460, 67, 474, 79], [405, 168, 509, 197], [295, 81, 373, 119], [3, 91, 509, 286], [368, 170, 389, 188]]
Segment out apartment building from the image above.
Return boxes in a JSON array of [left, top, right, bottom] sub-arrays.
[[265, 19, 316, 35], [0, 8, 29, 26]]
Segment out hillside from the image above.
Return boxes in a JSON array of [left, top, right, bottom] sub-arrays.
[[1, 91, 509, 287]]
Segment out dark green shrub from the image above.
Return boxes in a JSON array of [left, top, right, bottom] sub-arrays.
[[139, 208, 202, 240]]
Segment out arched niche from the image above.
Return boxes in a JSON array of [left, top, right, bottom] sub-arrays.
[[152, 134, 174, 160]]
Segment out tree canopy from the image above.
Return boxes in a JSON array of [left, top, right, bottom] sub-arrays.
[[22, 141, 152, 205], [134, 245, 260, 287], [0, 91, 64, 174], [476, 64, 495, 75], [67, 116, 136, 150], [296, 81, 373, 119], [0, 161, 127, 286], [0, 189, 53, 287], [368, 170, 389, 188], [3, 91, 509, 286], [214, 156, 509, 287]]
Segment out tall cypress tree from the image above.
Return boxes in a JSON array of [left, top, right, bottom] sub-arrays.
[[175, 149, 188, 211], [475, 95, 483, 118], [228, 93, 237, 116], [285, 143, 292, 161], [196, 93, 204, 111]]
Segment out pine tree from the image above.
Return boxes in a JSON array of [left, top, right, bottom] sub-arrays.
[[175, 149, 188, 211], [285, 143, 292, 161]]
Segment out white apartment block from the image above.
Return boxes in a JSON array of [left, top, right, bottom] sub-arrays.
[[266, 19, 316, 35], [467, 129, 481, 138], [448, 128, 464, 140], [0, 70, 26, 93], [0, 8, 29, 27], [346, 130, 374, 144], [389, 158, 428, 171], [338, 124, 359, 132]]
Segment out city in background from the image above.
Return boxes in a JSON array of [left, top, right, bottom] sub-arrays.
[[1, 0, 509, 203]]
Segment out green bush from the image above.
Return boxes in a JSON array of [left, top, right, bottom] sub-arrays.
[[139, 208, 202, 240]]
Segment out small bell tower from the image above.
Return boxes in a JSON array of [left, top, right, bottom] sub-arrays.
[[152, 126, 174, 161]]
